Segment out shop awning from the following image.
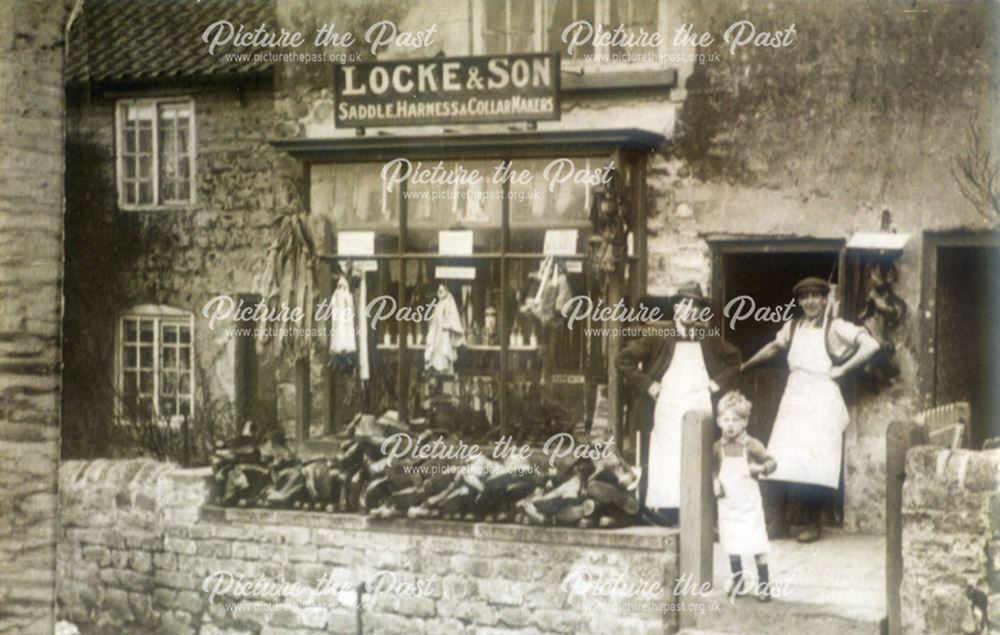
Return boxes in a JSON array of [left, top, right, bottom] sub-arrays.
[[270, 128, 667, 162]]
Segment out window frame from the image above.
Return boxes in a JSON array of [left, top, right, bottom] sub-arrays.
[[305, 152, 643, 444], [472, 0, 670, 74], [115, 97, 197, 211], [116, 305, 196, 426]]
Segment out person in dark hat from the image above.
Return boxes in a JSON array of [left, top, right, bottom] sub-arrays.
[[739, 276, 880, 542], [616, 282, 742, 526]]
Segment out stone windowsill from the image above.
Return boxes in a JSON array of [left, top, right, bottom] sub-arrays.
[[200, 505, 677, 552]]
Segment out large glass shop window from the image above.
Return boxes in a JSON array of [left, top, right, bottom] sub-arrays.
[[309, 158, 614, 440]]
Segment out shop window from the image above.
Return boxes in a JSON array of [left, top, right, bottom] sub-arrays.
[[116, 99, 195, 209], [118, 306, 195, 423], [473, 0, 666, 69], [310, 157, 619, 440]]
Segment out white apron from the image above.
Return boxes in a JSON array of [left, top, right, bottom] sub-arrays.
[[765, 323, 848, 488], [717, 446, 770, 555], [647, 341, 713, 509]]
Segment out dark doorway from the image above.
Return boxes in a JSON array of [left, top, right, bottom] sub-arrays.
[[934, 245, 1000, 448], [711, 242, 844, 528], [713, 246, 842, 444]]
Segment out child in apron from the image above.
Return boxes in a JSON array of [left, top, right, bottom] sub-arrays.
[[713, 391, 777, 602]]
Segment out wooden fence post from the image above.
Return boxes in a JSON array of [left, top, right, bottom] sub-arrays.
[[679, 409, 714, 629]]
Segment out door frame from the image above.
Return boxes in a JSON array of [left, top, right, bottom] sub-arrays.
[[707, 237, 849, 520], [919, 230, 1000, 411], [707, 237, 847, 333]]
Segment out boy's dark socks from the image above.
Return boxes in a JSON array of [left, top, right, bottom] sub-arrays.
[[729, 555, 742, 575], [757, 563, 769, 585], [756, 563, 772, 602]]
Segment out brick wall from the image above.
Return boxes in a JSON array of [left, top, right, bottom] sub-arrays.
[[58, 459, 680, 634], [900, 446, 1000, 633], [0, 1, 72, 633]]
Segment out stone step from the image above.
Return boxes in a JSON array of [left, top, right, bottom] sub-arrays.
[[689, 591, 884, 635]]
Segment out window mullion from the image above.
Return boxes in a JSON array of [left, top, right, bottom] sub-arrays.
[[505, 0, 512, 53], [596, 0, 610, 59], [152, 103, 160, 205], [116, 104, 124, 207], [152, 318, 160, 419], [170, 111, 179, 202], [499, 159, 511, 434], [396, 176, 407, 422], [535, 0, 544, 50]]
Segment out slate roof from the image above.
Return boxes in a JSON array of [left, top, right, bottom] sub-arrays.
[[67, 0, 276, 84]]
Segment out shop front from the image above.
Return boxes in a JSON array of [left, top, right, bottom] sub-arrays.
[[276, 129, 663, 454], [268, 52, 668, 454]]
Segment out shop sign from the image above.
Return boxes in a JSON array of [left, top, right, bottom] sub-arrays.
[[334, 53, 560, 128]]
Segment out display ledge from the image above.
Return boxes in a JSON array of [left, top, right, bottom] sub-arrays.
[[200, 505, 677, 552]]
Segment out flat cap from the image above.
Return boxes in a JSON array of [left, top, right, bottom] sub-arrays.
[[792, 276, 831, 296]]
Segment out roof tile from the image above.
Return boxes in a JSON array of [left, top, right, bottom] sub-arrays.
[[67, 0, 275, 84]]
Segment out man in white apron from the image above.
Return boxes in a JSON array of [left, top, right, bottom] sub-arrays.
[[739, 277, 880, 542], [616, 283, 742, 525]]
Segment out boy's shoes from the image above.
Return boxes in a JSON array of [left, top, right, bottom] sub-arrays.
[[757, 584, 772, 603]]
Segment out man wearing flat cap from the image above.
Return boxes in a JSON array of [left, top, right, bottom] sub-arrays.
[[616, 282, 741, 525], [740, 276, 880, 542]]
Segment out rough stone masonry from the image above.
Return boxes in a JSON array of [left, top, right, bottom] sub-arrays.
[[57, 459, 679, 635], [0, 2, 73, 633], [901, 446, 1000, 634]]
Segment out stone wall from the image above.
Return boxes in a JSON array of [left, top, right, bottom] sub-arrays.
[[0, 1, 72, 633], [58, 459, 679, 635], [900, 446, 1000, 633]]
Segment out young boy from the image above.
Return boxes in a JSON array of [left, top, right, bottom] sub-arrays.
[[713, 391, 777, 601]]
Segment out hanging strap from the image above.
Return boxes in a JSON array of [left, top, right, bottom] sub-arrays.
[[787, 312, 858, 367]]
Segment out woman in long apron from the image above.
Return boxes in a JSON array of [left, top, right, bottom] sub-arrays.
[[739, 277, 879, 542]]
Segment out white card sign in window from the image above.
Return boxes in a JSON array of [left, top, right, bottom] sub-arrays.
[[566, 260, 583, 273], [439, 230, 474, 256], [544, 229, 577, 255], [337, 231, 375, 256], [337, 231, 377, 271], [436, 266, 476, 280]]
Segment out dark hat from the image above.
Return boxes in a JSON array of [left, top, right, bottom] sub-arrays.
[[792, 276, 831, 297], [673, 282, 708, 306]]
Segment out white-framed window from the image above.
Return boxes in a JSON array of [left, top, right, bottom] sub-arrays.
[[472, 0, 668, 70], [117, 306, 195, 423], [115, 99, 196, 209]]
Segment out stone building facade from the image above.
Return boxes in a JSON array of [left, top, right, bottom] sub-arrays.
[[0, 2, 73, 633], [61, 0, 999, 537]]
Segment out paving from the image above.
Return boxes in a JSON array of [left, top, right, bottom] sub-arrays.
[[681, 529, 886, 635]]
